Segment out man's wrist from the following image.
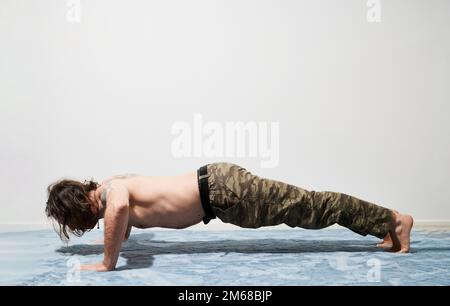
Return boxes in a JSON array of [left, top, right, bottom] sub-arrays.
[[101, 261, 114, 271]]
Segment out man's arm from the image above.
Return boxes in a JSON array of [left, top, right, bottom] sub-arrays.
[[92, 223, 131, 244], [124, 223, 132, 241], [81, 183, 129, 272]]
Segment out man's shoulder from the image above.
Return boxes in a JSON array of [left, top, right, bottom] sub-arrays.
[[102, 173, 140, 183], [98, 176, 134, 205]]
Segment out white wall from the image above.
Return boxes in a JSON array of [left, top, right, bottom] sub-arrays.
[[0, 0, 449, 225]]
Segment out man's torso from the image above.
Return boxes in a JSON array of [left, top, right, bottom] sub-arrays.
[[94, 171, 205, 229]]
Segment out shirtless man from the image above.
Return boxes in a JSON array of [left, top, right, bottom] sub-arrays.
[[45, 162, 414, 272]]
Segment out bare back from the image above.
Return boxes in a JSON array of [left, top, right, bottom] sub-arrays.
[[94, 171, 205, 229]]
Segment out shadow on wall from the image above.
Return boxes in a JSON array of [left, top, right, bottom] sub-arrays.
[[56, 232, 390, 271]]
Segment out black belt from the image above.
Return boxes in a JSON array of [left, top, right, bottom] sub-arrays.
[[197, 165, 216, 224]]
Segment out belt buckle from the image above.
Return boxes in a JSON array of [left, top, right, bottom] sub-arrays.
[[199, 173, 210, 180]]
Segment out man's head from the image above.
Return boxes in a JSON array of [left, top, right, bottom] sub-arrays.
[[46, 179, 100, 241]]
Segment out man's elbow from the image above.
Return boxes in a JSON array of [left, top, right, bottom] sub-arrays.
[[113, 201, 129, 214]]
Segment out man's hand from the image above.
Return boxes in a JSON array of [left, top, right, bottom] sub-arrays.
[[80, 262, 110, 272]]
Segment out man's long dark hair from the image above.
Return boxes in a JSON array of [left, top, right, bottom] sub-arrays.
[[46, 179, 99, 241]]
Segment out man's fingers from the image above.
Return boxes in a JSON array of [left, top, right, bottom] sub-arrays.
[[80, 264, 96, 271]]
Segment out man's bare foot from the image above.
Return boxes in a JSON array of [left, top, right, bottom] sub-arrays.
[[387, 211, 414, 253], [377, 210, 399, 249], [377, 233, 393, 249]]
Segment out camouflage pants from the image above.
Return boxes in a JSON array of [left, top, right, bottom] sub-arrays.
[[205, 162, 393, 239]]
